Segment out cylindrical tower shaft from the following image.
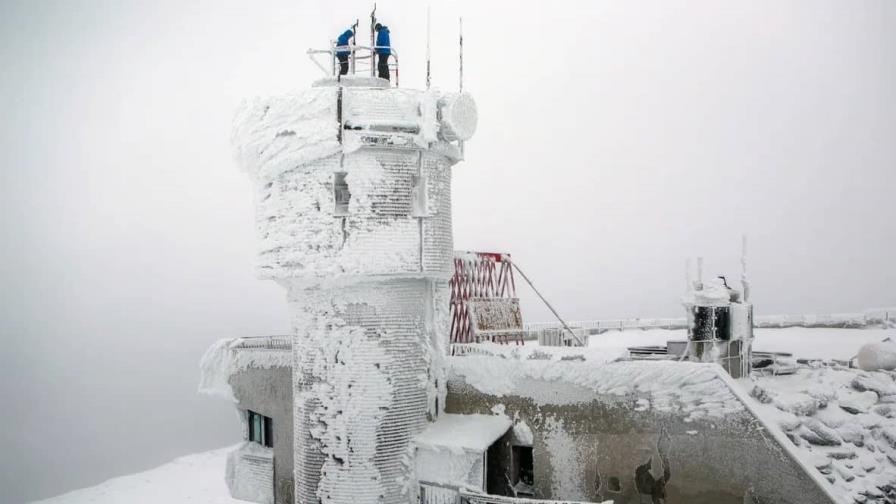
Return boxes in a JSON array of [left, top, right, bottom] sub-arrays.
[[233, 76, 476, 504]]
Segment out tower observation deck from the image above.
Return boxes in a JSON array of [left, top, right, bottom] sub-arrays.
[[307, 43, 401, 87], [232, 36, 477, 504]]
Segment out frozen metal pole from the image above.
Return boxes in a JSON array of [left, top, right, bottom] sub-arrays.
[[511, 261, 584, 346], [426, 6, 432, 89], [685, 258, 692, 293], [459, 17, 464, 92], [350, 19, 358, 75], [370, 3, 377, 78], [697, 256, 704, 287], [330, 40, 337, 76], [741, 235, 751, 302]]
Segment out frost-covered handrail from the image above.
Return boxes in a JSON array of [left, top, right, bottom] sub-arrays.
[[460, 488, 608, 504], [524, 318, 687, 334], [232, 335, 291, 350], [306, 44, 400, 86], [523, 307, 896, 336]]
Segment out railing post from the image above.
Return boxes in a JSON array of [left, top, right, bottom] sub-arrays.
[[330, 41, 336, 76], [349, 45, 355, 75]]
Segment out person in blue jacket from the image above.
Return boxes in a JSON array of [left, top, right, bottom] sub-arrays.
[[374, 23, 391, 81], [335, 28, 354, 76]]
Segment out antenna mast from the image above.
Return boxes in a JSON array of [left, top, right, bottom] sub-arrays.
[[350, 19, 359, 74], [741, 234, 750, 302], [425, 6, 432, 89], [370, 3, 377, 77], [459, 17, 464, 92], [696, 256, 704, 289]]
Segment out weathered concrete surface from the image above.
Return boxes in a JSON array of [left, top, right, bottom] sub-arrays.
[[231, 365, 294, 504], [446, 365, 838, 504], [224, 353, 839, 504]]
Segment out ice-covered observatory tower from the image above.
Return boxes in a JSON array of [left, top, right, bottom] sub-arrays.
[[232, 71, 477, 504]]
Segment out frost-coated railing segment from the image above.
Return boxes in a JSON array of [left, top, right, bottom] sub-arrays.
[[460, 489, 605, 504], [231, 335, 292, 350], [522, 307, 896, 338], [307, 45, 400, 86], [523, 318, 687, 338], [420, 482, 460, 504], [448, 343, 515, 358]]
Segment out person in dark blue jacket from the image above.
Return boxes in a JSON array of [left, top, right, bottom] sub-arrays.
[[374, 23, 391, 81], [335, 28, 354, 76]]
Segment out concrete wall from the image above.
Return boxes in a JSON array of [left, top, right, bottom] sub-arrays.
[[225, 355, 838, 504], [445, 374, 837, 504], [231, 365, 295, 504]]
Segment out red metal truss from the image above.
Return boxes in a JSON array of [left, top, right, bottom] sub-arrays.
[[449, 251, 522, 346]]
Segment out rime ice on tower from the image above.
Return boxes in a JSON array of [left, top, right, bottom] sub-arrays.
[[232, 74, 477, 504]]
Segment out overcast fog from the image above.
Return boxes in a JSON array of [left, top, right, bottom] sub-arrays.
[[1, 0, 894, 502]]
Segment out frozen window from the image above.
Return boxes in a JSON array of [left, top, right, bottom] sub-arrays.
[[411, 174, 427, 216], [334, 172, 350, 216], [248, 410, 273, 448]]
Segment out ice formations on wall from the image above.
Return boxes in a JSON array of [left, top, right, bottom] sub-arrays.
[[682, 276, 732, 307], [297, 322, 395, 504], [232, 89, 341, 182], [198, 338, 291, 401], [231, 88, 457, 281]]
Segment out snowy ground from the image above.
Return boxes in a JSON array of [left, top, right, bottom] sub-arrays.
[[34, 327, 895, 503], [31, 446, 247, 504]]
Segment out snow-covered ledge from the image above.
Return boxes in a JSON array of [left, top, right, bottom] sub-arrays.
[[198, 338, 291, 401]]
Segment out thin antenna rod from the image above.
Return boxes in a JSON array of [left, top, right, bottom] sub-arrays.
[[741, 235, 750, 302], [370, 3, 377, 78], [425, 6, 432, 89], [697, 256, 704, 288], [459, 17, 464, 92]]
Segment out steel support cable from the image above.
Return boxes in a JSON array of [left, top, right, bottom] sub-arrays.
[[509, 260, 585, 347]]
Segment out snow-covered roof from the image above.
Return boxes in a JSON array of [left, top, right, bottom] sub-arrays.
[[579, 325, 896, 502], [414, 414, 512, 453]]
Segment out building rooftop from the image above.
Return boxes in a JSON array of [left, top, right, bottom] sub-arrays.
[[414, 413, 512, 453]]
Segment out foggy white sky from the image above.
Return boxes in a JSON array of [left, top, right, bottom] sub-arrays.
[[1, 0, 894, 502]]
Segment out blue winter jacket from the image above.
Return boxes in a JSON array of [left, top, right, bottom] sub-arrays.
[[336, 29, 353, 56], [375, 26, 391, 55]]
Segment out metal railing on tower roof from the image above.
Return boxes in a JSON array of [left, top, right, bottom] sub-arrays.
[[307, 43, 400, 87]]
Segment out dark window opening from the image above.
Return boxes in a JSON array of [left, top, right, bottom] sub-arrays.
[[248, 410, 273, 448], [608, 476, 622, 493], [512, 446, 534, 495]]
